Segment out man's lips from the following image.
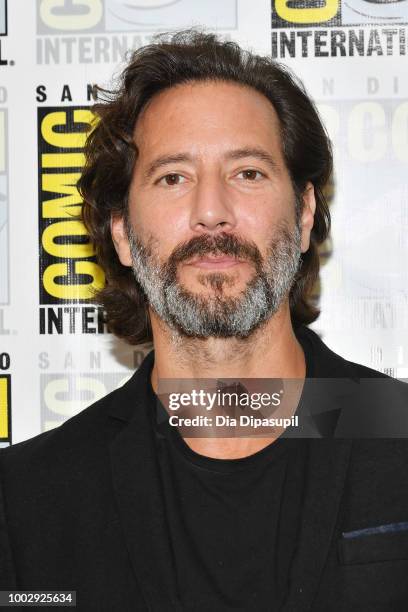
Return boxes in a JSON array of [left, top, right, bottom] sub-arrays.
[[185, 256, 247, 269]]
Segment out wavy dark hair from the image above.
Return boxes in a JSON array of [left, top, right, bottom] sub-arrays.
[[79, 29, 332, 345]]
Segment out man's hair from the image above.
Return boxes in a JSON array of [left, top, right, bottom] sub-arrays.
[[79, 29, 332, 345]]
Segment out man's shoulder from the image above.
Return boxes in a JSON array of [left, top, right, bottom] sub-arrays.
[[299, 326, 408, 437], [299, 325, 393, 379], [0, 381, 130, 477], [0, 350, 152, 480]]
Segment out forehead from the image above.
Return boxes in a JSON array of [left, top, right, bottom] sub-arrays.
[[133, 80, 283, 157]]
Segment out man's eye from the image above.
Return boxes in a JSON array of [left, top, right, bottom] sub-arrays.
[[237, 169, 264, 181], [159, 173, 186, 186]]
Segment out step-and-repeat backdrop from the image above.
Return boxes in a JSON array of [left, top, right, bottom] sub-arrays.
[[0, 0, 407, 445]]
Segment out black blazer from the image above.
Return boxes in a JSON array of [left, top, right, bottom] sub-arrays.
[[1, 327, 408, 611]]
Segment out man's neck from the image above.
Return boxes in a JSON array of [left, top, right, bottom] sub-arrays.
[[149, 303, 306, 459]]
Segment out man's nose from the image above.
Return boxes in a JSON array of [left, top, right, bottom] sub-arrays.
[[189, 175, 237, 233]]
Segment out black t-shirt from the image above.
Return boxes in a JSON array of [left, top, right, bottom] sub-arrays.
[[149, 330, 313, 610]]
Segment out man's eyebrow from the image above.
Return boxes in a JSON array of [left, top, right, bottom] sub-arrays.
[[142, 153, 194, 181], [224, 148, 280, 172]]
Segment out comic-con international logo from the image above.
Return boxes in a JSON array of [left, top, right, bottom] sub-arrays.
[[36, 0, 237, 64], [315, 97, 408, 322], [271, 0, 408, 58], [40, 372, 129, 430], [38, 106, 106, 335]]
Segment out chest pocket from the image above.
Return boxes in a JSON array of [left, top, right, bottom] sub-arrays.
[[338, 530, 408, 565]]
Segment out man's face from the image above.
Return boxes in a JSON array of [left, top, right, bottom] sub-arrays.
[[112, 81, 315, 338]]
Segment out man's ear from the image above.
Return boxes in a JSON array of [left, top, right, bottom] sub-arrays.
[[110, 215, 133, 267], [300, 182, 316, 253]]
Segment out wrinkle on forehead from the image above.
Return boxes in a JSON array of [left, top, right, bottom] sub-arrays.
[[134, 81, 281, 142]]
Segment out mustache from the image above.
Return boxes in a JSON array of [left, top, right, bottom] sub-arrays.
[[167, 232, 263, 270]]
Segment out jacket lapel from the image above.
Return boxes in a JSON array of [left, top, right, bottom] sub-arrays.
[[108, 350, 182, 611], [281, 327, 356, 609], [281, 439, 352, 611]]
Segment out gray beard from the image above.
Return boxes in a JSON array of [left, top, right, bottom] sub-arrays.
[[127, 222, 302, 339]]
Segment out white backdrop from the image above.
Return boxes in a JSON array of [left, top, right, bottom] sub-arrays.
[[0, 0, 407, 445]]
